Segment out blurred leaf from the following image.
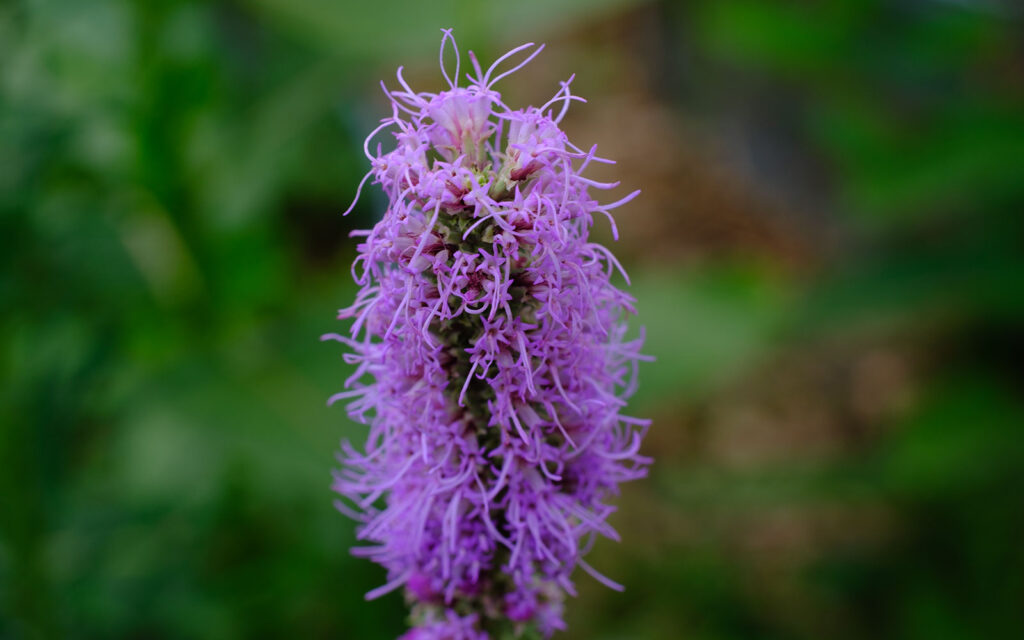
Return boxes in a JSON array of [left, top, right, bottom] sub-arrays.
[[813, 99, 1024, 221], [881, 376, 1024, 497], [698, 0, 862, 76], [243, 0, 652, 61], [632, 263, 793, 407], [800, 222, 1024, 335]]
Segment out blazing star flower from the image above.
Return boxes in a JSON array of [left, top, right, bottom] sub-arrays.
[[323, 29, 650, 639]]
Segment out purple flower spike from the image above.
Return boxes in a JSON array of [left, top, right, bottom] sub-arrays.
[[325, 29, 650, 639]]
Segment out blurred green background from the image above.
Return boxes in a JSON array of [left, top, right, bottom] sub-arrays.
[[2, 0, 1023, 638]]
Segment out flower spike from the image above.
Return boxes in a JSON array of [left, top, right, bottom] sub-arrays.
[[327, 30, 648, 640]]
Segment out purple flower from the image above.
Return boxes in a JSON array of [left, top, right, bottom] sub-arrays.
[[324, 29, 650, 638], [398, 611, 488, 640]]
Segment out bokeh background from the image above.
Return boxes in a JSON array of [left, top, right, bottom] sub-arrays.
[[3, 0, 1024, 638]]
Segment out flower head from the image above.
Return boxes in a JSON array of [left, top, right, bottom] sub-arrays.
[[325, 29, 649, 638]]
